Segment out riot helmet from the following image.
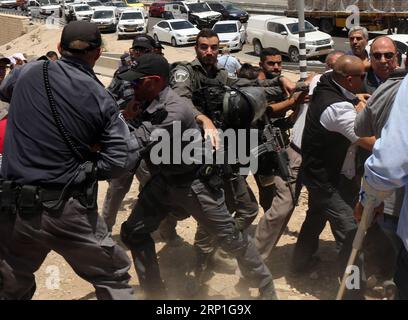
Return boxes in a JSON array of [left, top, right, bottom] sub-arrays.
[[222, 86, 268, 129]]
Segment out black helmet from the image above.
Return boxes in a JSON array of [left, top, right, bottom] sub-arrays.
[[222, 86, 267, 129]]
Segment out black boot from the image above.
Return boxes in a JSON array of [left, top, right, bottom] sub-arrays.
[[259, 281, 278, 300]]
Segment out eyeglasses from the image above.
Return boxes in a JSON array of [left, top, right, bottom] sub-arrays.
[[130, 47, 151, 54], [372, 52, 395, 61], [130, 77, 147, 87], [266, 61, 282, 66], [130, 75, 159, 87]]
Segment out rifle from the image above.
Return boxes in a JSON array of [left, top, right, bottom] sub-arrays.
[[251, 116, 296, 205]]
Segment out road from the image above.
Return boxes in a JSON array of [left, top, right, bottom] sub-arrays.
[[141, 17, 353, 73]]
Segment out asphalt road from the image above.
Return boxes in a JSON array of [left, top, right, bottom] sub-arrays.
[[144, 17, 357, 73]]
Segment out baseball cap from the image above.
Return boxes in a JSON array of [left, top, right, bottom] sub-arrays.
[[118, 53, 170, 81], [60, 21, 102, 53], [0, 54, 10, 64], [12, 52, 27, 62], [131, 34, 153, 50]]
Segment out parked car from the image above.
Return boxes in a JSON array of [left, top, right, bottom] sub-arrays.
[[91, 6, 117, 32], [123, 0, 143, 9], [117, 8, 147, 39], [111, 1, 128, 17], [212, 20, 245, 52], [246, 15, 334, 62], [82, 0, 103, 10], [206, 1, 248, 23], [367, 34, 408, 69], [152, 18, 200, 47], [149, 1, 166, 18], [66, 3, 93, 22], [164, 1, 221, 29], [28, 0, 60, 18]]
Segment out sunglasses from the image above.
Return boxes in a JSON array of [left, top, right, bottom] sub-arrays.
[[266, 61, 282, 66], [130, 75, 159, 87], [372, 52, 395, 61], [347, 73, 366, 80]]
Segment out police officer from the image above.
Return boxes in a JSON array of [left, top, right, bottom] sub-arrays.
[[102, 35, 154, 233], [0, 21, 144, 300], [170, 29, 292, 277], [118, 53, 277, 299]]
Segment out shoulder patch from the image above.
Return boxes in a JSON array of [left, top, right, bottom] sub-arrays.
[[174, 69, 190, 83]]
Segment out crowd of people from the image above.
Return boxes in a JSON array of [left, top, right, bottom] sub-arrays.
[[0, 21, 407, 301]]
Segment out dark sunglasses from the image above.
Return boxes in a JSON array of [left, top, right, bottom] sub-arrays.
[[372, 52, 395, 61], [130, 77, 147, 86], [266, 61, 282, 66], [348, 73, 366, 80]]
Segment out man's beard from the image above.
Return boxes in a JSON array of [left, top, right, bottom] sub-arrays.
[[200, 55, 217, 66], [265, 71, 281, 79]]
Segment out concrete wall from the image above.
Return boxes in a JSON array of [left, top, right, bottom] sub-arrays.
[[0, 14, 30, 46]]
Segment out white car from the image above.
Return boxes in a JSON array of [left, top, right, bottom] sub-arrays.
[[367, 34, 408, 69], [117, 8, 147, 39], [91, 6, 117, 32], [66, 3, 93, 22], [246, 15, 334, 62], [111, 1, 129, 17], [212, 20, 245, 52], [152, 19, 200, 47]]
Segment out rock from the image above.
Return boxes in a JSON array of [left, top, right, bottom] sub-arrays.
[[6, 45, 11, 50], [309, 272, 319, 280]]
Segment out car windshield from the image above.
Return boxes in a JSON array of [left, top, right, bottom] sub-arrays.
[[93, 10, 113, 18], [126, 0, 140, 3], [224, 3, 241, 11], [112, 2, 127, 7], [187, 3, 211, 12], [76, 5, 91, 11], [88, 1, 103, 6], [286, 21, 316, 34], [39, 0, 58, 5], [213, 23, 237, 33], [121, 12, 142, 19], [170, 20, 194, 30]]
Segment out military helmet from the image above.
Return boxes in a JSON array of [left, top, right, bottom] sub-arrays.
[[222, 86, 267, 129]]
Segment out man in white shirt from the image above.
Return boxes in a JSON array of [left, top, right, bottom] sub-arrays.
[[217, 47, 241, 78], [292, 56, 375, 275]]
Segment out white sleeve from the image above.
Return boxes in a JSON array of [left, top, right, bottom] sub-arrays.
[[320, 102, 359, 143]]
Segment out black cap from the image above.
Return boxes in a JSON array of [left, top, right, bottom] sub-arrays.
[[131, 34, 153, 50], [154, 40, 164, 50], [118, 53, 169, 81], [0, 53, 10, 64], [60, 21, 102, 53]]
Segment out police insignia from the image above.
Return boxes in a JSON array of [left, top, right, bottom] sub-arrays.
[[174, 69, 189, 82]]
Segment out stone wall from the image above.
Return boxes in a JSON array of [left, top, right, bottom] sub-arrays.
[[0, 14, 30, 46]]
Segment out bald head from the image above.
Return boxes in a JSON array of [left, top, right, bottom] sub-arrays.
[[333, 55, 365, 94], [370, 36, 398, 81], [325, 50, 345, 70], [333, 55, 364, 77]]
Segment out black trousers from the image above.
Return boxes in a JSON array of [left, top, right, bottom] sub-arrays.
[[292, 175, 359, 271], [121, 174, 272, 293], [2, 199, 134, 300]]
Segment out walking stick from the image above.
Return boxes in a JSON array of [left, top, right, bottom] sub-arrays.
[[336, 188, 391, 300]]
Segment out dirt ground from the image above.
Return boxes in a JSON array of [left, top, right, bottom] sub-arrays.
[[1, 23, 374, 301]]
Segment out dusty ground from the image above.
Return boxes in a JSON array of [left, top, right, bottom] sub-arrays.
[[1, 23, 367, 301]]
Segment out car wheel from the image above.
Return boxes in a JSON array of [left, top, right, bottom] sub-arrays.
[[160, 12, 164, 18], [171, 37, 178, 47], [253, 40, 262, 56], [289, 46, 300, 63], [153, 33, 159, 42]]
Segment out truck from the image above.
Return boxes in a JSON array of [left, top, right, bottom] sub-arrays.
[[286, 0, 408, 35]]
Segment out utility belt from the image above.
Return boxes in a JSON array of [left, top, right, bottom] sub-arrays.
[[0, 176, 98, 217], [162, 163, 238, 192]]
